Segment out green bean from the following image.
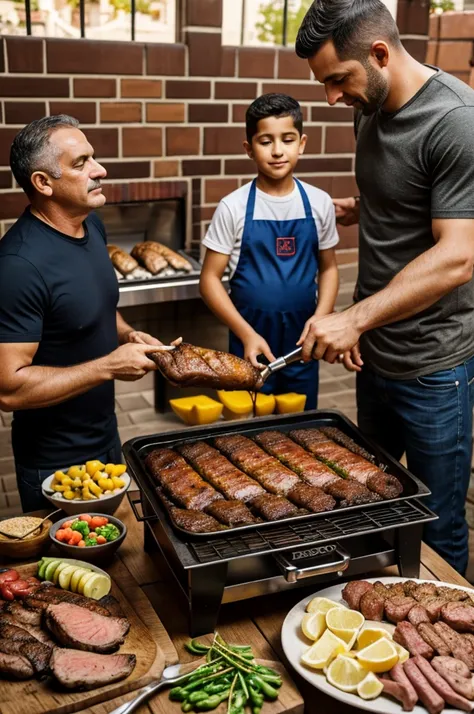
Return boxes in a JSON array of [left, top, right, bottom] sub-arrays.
[[252, 707, 261, 714], [170, 687, 188, 701], [203, 681, 231, 694], [237, 672, 249, 701], [248, 685, 264, 708], [195, 694, 221, 711], [181, 701, 194, 712], [186, 639, 211, 654], [183, 667, 233, 693], [188, 691, 210, 704], [252, 676, 279, 701]]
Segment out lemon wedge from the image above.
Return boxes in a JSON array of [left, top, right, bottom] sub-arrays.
[[357, 626, 392, 650], [306, 596, 346, 614], [356, 638, 399, 673], [393, 641, 410, 664], [301, 612, 327, 641], [82, 573, 111, 600], [326, 607, 365, 643], [357, 671, 384, 700], [301, 629, 347, 670], [326, 655, 368, 693]]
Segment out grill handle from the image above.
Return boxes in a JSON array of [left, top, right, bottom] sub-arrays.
[[273, 543, 350, 583], [126, 490, 158, 523]]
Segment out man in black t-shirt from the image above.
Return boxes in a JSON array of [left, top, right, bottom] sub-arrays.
[[0, 115, 170, 512]]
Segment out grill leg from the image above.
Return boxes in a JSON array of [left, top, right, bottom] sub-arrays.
[[188, 563, 228, 636], [396, 524, 422, 578]]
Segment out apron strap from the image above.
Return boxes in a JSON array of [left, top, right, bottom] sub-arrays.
[[294, 178, 313, 220], [244, 179, 258, 226]]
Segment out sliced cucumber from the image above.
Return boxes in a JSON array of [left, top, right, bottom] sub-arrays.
[[44, 560, 62, 582], [37, 560, 48, 579]]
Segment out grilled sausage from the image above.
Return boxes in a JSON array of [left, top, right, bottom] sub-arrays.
[[394, 621, 434, 659], [390, 662, 418, 711], [413, 655, 473, 711], [403, 659, 444, 714]]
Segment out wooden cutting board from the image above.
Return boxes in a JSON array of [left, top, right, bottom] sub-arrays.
[[0, 559, 177, 714]]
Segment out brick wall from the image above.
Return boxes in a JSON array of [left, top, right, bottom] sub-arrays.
[[427, 11, 474, 86]]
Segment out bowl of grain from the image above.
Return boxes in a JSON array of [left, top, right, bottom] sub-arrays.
[[0, 516, 53, 560]]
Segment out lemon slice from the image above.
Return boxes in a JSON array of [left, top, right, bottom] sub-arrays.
[[326, 655, 368, 693], [393, 642, 410, 664], [306, 597, 346, 614], [53, 562, 71, 584], [301, 612, 327, 641], [82, 573, 111, 600], [357, 671, 384, 700], [70, 567, 91, 593], [356, 638, 399, 673], [58, 565, 77, 590], [301, 629, 347, 670], [326, 607, 365, 643], [77, 570, 96, 596], [357, 626, 392, 650]]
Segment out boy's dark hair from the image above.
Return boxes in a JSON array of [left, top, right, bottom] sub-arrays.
[[10, 114, 79, 197], [295, 0, 401, 61], [245, 94, 303, 143]]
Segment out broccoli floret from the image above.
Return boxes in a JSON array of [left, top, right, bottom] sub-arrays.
[[71, 520, 90, 537], [95, 524, 120, 541], [84, 535, 98, 547]]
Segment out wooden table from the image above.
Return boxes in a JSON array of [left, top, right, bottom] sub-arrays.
[[9, 498, 473, 714]]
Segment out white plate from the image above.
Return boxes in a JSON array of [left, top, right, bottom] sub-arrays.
[[42, 471, 130, 502], [281, 576, 474, 714]]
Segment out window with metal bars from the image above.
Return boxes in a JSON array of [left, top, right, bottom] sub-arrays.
[[0, 0, 176, 41], [222, 0, 312, 47]]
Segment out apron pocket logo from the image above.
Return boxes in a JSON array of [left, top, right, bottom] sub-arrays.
[[276, 237, 295, 256]]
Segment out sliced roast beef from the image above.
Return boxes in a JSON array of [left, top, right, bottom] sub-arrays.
[[30, 586, 112, 617], [0, 651, 34, 679], [5, 601, 42, 627], [50, 647, 136, 690], [45, 603, 129, 653], [0, 613, 53, 646], [0, 639, 52, 675], [98, 595, 126, 620], [0, 622, 39, 645]]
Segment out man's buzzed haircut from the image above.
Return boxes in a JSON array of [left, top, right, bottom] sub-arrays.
[[295, 0, 401, 61], [10, 114, 79, 196]]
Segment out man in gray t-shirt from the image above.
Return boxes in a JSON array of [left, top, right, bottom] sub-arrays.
[[295, 0, 474, 574]]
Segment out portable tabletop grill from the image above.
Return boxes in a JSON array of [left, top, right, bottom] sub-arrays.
[[123, 410, 437, 635]]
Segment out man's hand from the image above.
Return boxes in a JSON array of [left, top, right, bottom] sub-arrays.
[[333, 197, 359, 226], [243, 332, 276, 369], [297, 311, 361, 364], [339, 343, 364, 373], [127, 330, 162, 346], [102, 343, 161, 381]]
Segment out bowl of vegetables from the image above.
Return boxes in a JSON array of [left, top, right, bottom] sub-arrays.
[[49, 513, 126, 563], [42, 460, 130, 516]]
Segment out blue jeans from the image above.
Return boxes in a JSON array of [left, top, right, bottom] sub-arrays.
[[356, 357, 474, 575], [15, 433, 123, 514]]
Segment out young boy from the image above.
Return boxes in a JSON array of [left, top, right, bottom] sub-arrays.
[[199, 93, 339, 409]]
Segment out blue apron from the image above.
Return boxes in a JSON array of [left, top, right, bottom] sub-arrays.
[[229, 178, 319, 410]]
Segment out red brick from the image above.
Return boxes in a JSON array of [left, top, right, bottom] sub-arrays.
[[50, 101, 96, 123], [436, 41, 473, 72], [325, 126, 355, 154], [187, 0, 222, 27], [397, 0, 430, 35], [47, 39, 143, 75], [402, 38, 428, 63], [153, 160, 180, 177], [302, 176, 333, 193], [187, 31, 222, 77], [278, 48, 311, 80], [425, 41, 438, 67], [298, 157, 352, 172], [337, 223, 359, 250], [189, 104, 228, 123], [262, 82, 326, 101], [6, 37, 43, 73], [215, 82, 257, 100], [0, 77, 68, 98], [238, 47, 275, 79], [5, 102, 46, 125], [429, 13, 440, 40], [84, 128, 119, 158], [147, 104, 185, 122], [74, 78, 116, 98], [221, 47, 236, 77], [100, 103, 141, 123], [232, 104, 247, 123], [204, 127, 245, 155], [166, 127, 200, 156], [304, 126, 322, 154], [439, 11, 474, 39], [121, 79, 162, 98], [0, 171, 12, 189], [0, 192, 29, 221], [332, 175, 359, 197], [193, 206, 217, 221], [166, 81, 211, 99], [224, 158, 256, 175], [311, 105, 353, 122], [205, 178, 239, 203], [0, 128, 21, 164], [123, 128, 162, 157], [146, 43, 186, 76], [182, 159, 221, 176], [102, 161, 151, 179]]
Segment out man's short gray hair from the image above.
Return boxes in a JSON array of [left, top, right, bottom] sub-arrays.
[[10, 115, 80, 196]]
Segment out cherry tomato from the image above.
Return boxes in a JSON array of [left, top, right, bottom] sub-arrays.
[[0, 584, 14, 600], [96, 535, 107, 545], [62, 520, 73, 530], [87, 532, 97, 539], [78, 540, 86, 547], [63, 527, 74, 540], [9, 580, 32, 598], [69, 531, 82, 545], [90, 516, 108, 530], [0, 570, 19, 586], [55, 529, 67, 542], [79, 514, 92, 523]]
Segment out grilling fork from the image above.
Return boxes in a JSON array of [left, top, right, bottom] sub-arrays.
[[260, 346, 304, 383]]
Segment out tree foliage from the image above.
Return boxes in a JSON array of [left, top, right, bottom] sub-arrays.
[[255, 0, 313, 45]]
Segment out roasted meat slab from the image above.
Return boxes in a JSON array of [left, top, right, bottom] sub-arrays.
[[145, 448, 223, 510], [51, 647, 136, 690], [170, 506, 226, 533], [150, 342, 263, 391], [205, 500, 259, 527], [324, 478, 382, 507], [45, 603, 129, 654], [286, 483, 336, 513], [248, 493, 299, 520], [177, 441, 265, 502], [319, 426, 376, 462], [288, 428, 403, 499], [213, 434, 300, 495]]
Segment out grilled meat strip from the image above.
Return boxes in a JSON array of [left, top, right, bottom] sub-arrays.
[[413, 583, 438, 601], [433, 622, 474, 669], [0, 639, 51, 675], [378, 674, 417, 712], [432, 656, 471, 679], [204, 500, 259, 527], [385, 596, 417, 624], [437, 586, 470, 601], [441, 601, 474, 633], [431, 658, 474, 700], [177, 441, 265, 502], [403, 659, 444, 714], [360, 589, 385, 621], [51, 647, 136, 690], [319, 426, 377, 463], [404, 581, 421, 597], [213, 434, 300, 495], [386, 582, 408, 599], [413, 655, 473, 712], [253, 430, 341, 489], [248, 493, 299, 520], [150, 342, 263, 391], [45, 603, 129, 654], [0, 651, 35, 679], [394, 621, 434, 659], [324, 479, 382, 506], [144, 448, 223, 510], [342, 581, 374, 610], [5, 601, 42, 627], [286, 483, 336, 512], [25, 585, 115, 619], [408, 605, 431, 627], [417, 623, 452, 657], [288, 428, 403, 499], [170, 506, 225, 533], [390, 662, 419, 711], [421, 597, 449, 623]]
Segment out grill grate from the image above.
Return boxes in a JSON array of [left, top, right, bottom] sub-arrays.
[[189, 501, 427, 565]]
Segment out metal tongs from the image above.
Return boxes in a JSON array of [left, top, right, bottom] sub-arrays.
[[260, 347, 303, 383]]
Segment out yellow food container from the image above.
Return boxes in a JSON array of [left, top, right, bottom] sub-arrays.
[[170, 395, 223, 426], [217, 391, 276, 420], [275, 392, 307, 414]]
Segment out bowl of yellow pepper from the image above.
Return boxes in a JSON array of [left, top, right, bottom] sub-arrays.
[[41, 460, 130, 515]]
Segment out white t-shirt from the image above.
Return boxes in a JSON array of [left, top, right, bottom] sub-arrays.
[[203, 179, 339, 278]]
